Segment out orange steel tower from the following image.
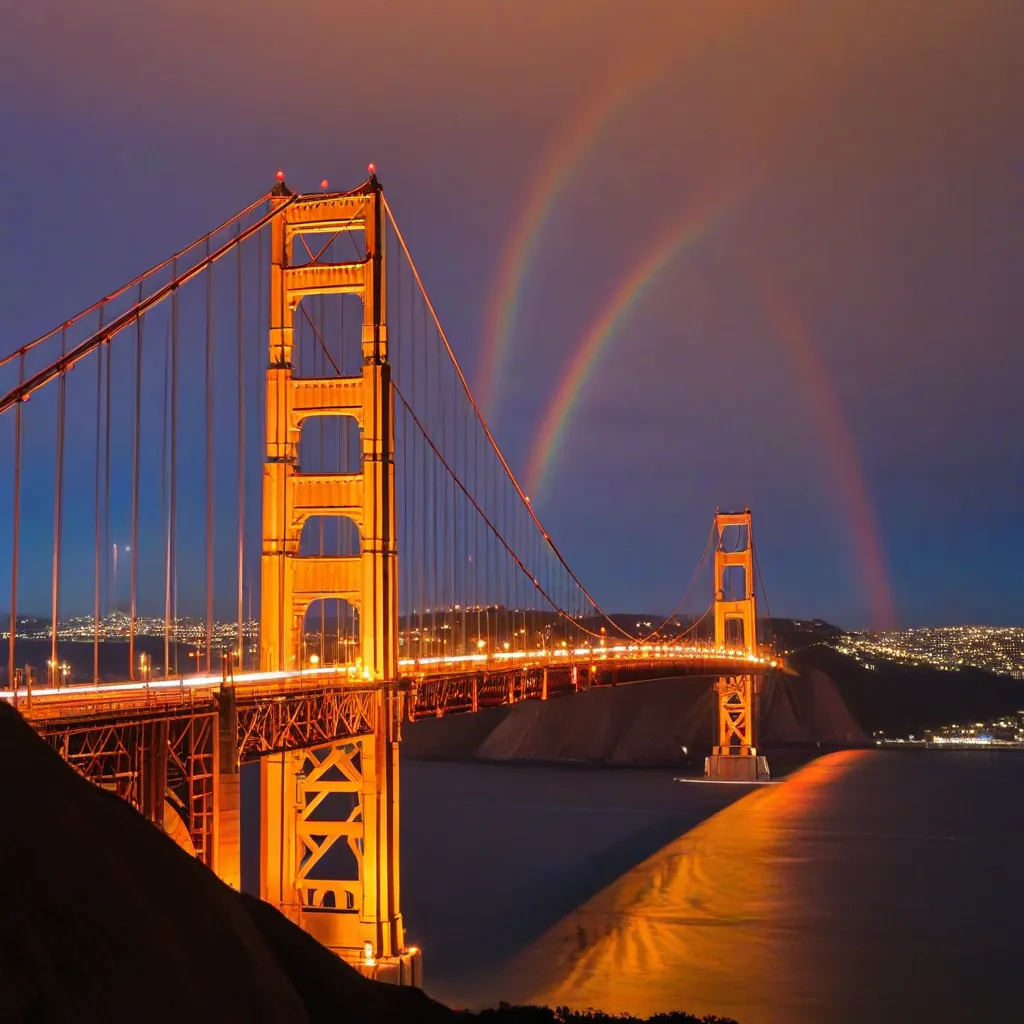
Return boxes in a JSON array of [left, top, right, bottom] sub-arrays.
[[258, 175, 416, 982], [706, 509, 770, 782]]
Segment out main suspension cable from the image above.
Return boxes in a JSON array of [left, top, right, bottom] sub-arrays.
[[384, 198, 632, 641], [0, 192, 273, 372], [634, 519, 716, 643], [394, 381, 608, 641], [0, 194, 300, 417]]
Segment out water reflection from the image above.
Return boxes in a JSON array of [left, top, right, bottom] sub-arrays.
[[489, 751, 867, 1022], [447, 749, 1024, 1023]]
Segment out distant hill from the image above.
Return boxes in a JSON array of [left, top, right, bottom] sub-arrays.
[[405, 665, 867, 769], [765, 617, 844, 650], [405, 641, 1024, 767], [790, 645, 1024, 738]]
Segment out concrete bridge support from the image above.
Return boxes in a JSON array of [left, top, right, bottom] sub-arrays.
[[213, 685, 241, 890], [257, 687, 417, 983]]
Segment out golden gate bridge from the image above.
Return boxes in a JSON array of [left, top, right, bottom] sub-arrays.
[[0, 171, 775, 984]]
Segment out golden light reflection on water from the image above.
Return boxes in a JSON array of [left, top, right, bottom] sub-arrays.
[[492, 751, 869, 1023]]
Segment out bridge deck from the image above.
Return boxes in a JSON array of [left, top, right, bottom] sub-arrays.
[[6, 645, 776, 741]]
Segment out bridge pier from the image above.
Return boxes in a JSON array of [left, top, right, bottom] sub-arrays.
[[139, 719, 168, 825], [258, 688, 417, 982], [706, 675, 770, 781], [213, 685, 241, 889]]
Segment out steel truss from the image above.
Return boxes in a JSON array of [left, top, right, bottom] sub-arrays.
[[714, 674, 756, 753], [237, 684, 380, 761], [42, 709, 218, 865], [406, 656, 754, 720], [294, 740, 366, 914], [34, 682, 389, 872]]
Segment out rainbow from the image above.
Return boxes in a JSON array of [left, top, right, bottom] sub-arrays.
[[475, 69, 651, 424], [753, 277, 896, 631], [524, 197, 731, 503]]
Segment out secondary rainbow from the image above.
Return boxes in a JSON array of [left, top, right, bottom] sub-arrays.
[[524, 199, 730, 503], [475, 70, 649, 424], [753, 276, 896, 631]]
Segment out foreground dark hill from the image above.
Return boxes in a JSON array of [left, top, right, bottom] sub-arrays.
[[0, 702, 452, 1024]]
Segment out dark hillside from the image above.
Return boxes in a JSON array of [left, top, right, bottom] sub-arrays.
[[0, 702, 452, 1024], [791, 646, 1024, 737]]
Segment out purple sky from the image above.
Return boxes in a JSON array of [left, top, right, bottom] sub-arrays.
[[1, 1, 1022, 629]]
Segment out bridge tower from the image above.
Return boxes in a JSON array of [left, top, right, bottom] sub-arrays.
[[258, 175, 416, 982], [706, 508, 770, 782]]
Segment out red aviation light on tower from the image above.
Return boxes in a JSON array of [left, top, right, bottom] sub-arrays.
[[275, 169, 285, 182], [367, 162, 376, 176], [320, 179, 329, 190]]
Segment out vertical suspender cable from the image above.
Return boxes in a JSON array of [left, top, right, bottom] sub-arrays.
[[168, 258, 179, 676], [130, 289, 142, 679], [254, 227, 264, 672], [336, 240, 344, 664], [236, 223, 245, 668], [474, 384, 480, 649], [462, 389, 468, 654], [205, 237, 214, 673], [51, 327, 66, 679], [396, 235, 404, 654], [430, 322, 438, 662], [439, 325, 447, 663], [8, 353, 24, 696], [415, 294, 423, 660], [104, 311, 112, 621], [484, 433, 489, 649], [94, 333, 103, 679], [318, 293, 326, 664], [491, 412, 498, 649], [338, 247, 347, 663], [93, 314, 104, 683], [162, 316, 170, 677]]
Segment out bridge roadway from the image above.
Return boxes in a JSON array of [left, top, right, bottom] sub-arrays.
[[3, 644, 777, 751]]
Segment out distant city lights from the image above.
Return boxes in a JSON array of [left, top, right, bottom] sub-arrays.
[[833, 626, 1024, 680]]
